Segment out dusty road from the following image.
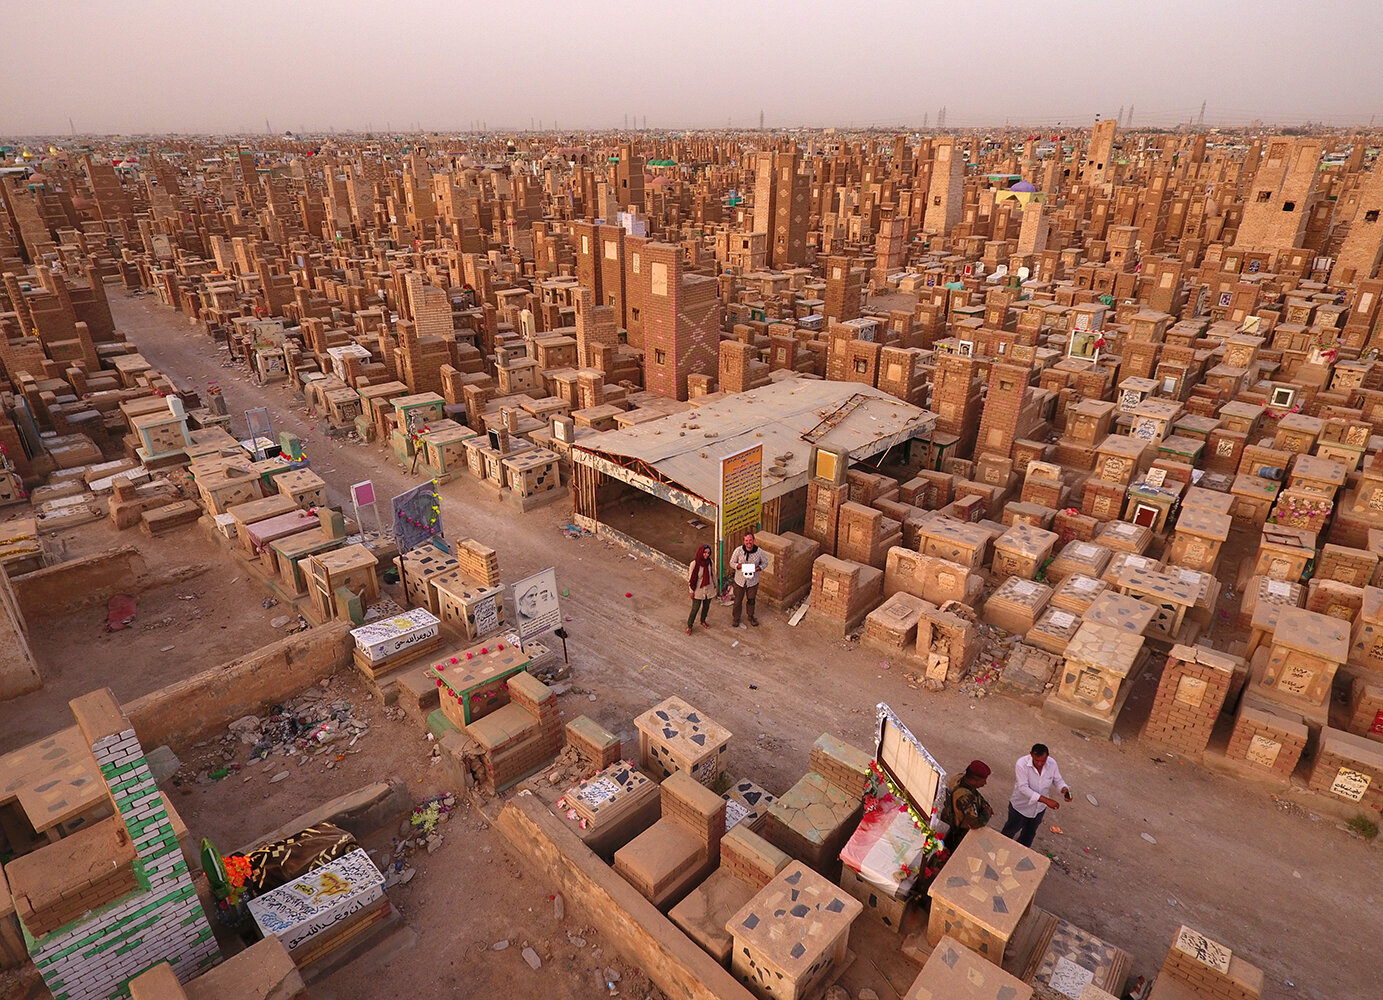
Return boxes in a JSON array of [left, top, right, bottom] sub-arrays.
[[102, 291, 1381, 1000]]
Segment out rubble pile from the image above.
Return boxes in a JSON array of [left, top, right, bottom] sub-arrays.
[[225, 678, 369, 763]]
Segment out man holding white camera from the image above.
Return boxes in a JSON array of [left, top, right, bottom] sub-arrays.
[[729, 532, 768, 628]]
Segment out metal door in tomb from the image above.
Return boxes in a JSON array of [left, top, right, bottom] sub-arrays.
[[1132, 504, 1159, 528]]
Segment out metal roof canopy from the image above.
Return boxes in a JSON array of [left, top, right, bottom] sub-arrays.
[[573, 379, 936, 507]]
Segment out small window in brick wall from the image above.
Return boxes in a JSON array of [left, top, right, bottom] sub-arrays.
[[1366, 210, 1380, 223], [655, 349, 667, 365], [1282, 201, 1295, 212]]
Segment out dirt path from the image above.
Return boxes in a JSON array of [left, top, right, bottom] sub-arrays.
[[105, 292, 1382, 1000]]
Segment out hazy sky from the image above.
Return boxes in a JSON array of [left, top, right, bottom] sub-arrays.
[[6, 1, 1380, 135]]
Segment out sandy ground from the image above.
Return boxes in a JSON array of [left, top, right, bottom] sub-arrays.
[[0, 518, 296, 755], [6, 289, 1378, 1000]]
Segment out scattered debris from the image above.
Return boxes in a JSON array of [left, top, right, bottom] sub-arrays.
[[224, 688, 368, 762], [539, 746, 588, 790], [1270, 794, 1310, 820]]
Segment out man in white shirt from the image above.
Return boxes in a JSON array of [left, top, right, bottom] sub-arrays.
[[1000, 743, 1071, 848]]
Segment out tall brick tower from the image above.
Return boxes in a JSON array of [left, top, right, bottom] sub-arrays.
[[1079, 119, 1119, 187], [932, 354, 983, 457], [1332, 161, 1383, 283], [597, 223, 627, 326], [640, 243, 720, 401], [975, 362, 1034, 461], [752, 150, 775, 245], [1017, 200, 1049, 255], [753, 149, 810, 268], [823, 255, 863, 326], [614, 142, 645, 212], [1235, 138, 1323, 255], [575, 286, 619, 369], [872, 206, 909, 286], [923, 139, 965, 236], [571, 220, 603, 304], [771, 149, 810, 268]]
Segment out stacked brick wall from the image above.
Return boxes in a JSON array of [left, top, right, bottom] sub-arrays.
[[23, 691, 217, 1000], [1225, 706, 1308, 779], [1142, 647, 1234, 755]]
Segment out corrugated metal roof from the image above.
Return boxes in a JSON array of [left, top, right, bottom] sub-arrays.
[[574, 379, 935, 504]]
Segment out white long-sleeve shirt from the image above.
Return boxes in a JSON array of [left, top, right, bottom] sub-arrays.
[[1008, 754, 1068, 818]]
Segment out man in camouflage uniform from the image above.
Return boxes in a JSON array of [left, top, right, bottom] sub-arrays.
[[941, 760, 993, 853]]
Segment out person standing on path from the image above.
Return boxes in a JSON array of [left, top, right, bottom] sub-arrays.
[[686, 545, 716, 634], [1000, 743, 1070, 848], [729, 532, 768, 628]]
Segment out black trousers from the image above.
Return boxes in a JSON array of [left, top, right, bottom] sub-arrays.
[[687, 597, 711, 628], [1000, 803, 1044, 847]]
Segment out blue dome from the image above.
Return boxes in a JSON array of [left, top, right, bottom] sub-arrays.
[[1010, 180, 1037, 192]]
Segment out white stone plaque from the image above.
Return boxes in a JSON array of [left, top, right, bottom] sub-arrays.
[[575, 775, 622, 809], [473, 596, 499, 635], [1175, 675, 1207, 708], [1330, 767, 1371, 802], [724, 798, 751, 830], [1173, 926, 1232, 972], [1246, 734, 1281, 767], [1277, 664, 1314, 697], [1049, 957, 1095, 999]]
